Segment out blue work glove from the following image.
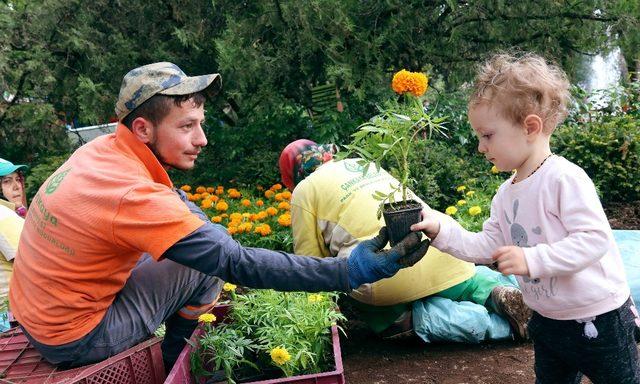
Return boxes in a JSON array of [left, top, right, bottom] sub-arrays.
[[347, 227, 430, 289]]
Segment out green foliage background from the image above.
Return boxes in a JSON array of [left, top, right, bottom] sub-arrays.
[[1, 0, 638, 206]]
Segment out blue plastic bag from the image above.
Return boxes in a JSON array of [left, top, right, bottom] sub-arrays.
[[413, 266, 516, 343], [614, 230, 640, 305]]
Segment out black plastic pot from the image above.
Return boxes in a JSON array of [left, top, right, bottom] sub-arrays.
[[382, 199, 423, 246]]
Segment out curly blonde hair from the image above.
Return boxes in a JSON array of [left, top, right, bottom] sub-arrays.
[[469, 53, 571, 133]]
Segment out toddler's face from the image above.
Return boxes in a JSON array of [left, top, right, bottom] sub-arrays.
[[468, 104, 530, 172]]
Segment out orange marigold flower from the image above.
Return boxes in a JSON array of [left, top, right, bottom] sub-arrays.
[[216, 201, 229, 211], [201, 199, 213, 209], [211, 216, 222, 223], [270, 183, 283, 191], [229, 212, 243, 222], [256, 199, 264, 207], [227, 226, 237, 235], [257, 211, 268, 220], [391, 69, 429, 97], [264, 190, 275, 199], [206, 187, 215, 193], [180, 185, 192, 192], [196, 186, 206, 194], [210, 195, 220, 203], [255, 224, 272, 236], [277, 213, 291, 227], [221, 213, 229, 218], [192, 193, 202, 201], [242, 213, 251, 219], [228, 189, 242, 199], [278, 201, 291, 210], [241, 199, 251, 207], [275, 193, 284, 201], [187, 193, 195, 201], [266, 207, 278, 216], [281, 191, 292, 200], [238, 222, 253, 233]]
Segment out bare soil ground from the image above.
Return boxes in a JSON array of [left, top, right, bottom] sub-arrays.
[[340, 201, 640, 384]]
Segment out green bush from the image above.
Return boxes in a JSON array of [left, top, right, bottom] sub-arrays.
[[171, 104, 311, 188], [405, 140, 489, 211], [24, 154, 71, 202], [553, 114, 640, 203]]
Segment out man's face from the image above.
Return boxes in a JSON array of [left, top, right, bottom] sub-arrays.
[[147, 99, 207, 171]]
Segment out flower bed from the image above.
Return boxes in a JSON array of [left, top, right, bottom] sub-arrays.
[[180, 183, 294, 253]]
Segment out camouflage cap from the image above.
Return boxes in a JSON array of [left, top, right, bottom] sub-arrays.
[[115, 62, 222, 120]]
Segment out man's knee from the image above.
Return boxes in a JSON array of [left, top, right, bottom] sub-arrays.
[[177, 288, 221, 320]]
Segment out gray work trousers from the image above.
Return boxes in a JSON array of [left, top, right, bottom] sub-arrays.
[[23, 254, 222, 368]]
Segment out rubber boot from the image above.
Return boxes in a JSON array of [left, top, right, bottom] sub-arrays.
[[162, 313, 198, 373]]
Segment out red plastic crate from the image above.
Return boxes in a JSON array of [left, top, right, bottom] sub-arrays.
[[0, 327, 165, 383], [165, 304, 345, 384]]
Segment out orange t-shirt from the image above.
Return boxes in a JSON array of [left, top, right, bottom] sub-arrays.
[[9, 124, 204, 345]]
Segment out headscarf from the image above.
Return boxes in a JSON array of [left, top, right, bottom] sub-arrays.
[[279, 139, 338, 191]]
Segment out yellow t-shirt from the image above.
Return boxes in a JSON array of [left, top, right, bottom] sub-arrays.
[[291, 159, 475, 306], [0, 205, 22, 304]]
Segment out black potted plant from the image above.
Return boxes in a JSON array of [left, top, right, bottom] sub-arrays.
[[337, 69, 447, 245]]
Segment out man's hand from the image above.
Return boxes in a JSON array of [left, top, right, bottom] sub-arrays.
[[347, 227, 430, 289], [492, 246, 529, 276], [410, 208, 441, 240]]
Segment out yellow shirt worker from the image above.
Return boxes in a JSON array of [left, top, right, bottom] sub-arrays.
[[279, 140, 531, 340]]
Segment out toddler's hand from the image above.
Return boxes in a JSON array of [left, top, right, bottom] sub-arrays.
[[410, 208, 441, 240], [492, 246, 529, 276]]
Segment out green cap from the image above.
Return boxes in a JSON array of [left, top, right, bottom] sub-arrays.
[[115, 62, 222, 120], [0, 158, 27, 177]]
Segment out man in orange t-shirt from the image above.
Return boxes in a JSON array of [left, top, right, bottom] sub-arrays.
[[9, 62, 430, 370]]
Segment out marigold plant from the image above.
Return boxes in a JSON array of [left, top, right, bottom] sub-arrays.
[[198, 313, 216, 323], [266, 207, 278, 216], [445, 167, 509, 231], [338, 67, 445, 217], [270, 347, 291, 366], [391, 69, 429, 97], [191, 290, 345, 382], [277, 213, 291, 227], [277, 201, 291, 210], [223, 283, 237, 292], [181, 183, 294, 252]]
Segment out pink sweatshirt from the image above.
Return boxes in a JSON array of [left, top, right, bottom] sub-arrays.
[[433, 155, 630, 320]]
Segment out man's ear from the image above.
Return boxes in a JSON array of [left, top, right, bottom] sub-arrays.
[[129, 117, 154, 144], [523, 114, 544, 139]]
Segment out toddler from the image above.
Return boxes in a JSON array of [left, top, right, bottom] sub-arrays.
[[412, 53, 639, 383]]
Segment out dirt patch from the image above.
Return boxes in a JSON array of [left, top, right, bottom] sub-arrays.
[[341, 320, 538, 384], [340, 201, 639, 383], [605, 200, 640, 230]]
